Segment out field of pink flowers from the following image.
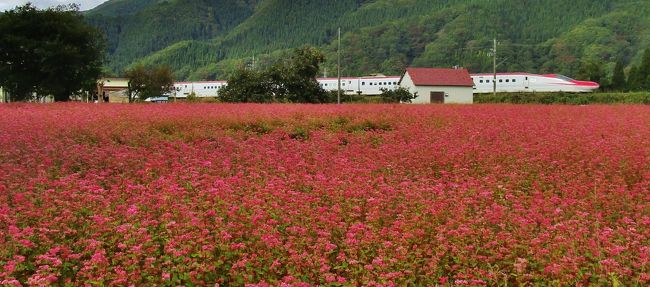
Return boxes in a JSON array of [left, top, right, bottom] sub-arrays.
[[0, 104, 648, 286]]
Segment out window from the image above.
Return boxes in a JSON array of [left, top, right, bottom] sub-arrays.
[[506, 79, 510, 83], [499, 79, 503, 83], [512, 79, 516, 83], [362, 82, 365, 85], [480, 80, 484, 83]]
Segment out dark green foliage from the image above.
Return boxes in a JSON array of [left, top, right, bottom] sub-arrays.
[[627, 49, 650, 91], [610, 60, 626, 91], [379, 87, 417, 103], [578, 60, 607, 89], [475, 92, 650, 105], [267, 46, 330, 103], [637, 49, 650, 90], [627, 65, 640, 91], [0, 4, 104, 101], [220, 46, 328, 103], [219, 69, 272, 103], [125, 64, 174, 102]]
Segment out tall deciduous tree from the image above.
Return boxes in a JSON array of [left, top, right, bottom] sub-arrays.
[[219, 69, 272, 103], [0, 4, 104, 101], [269, 46, 329, 103], [220, 46, 327, 103], [124, 64, 174, 102]]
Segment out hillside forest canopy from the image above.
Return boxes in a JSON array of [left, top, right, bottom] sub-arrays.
[[85, 0, 650, 90]]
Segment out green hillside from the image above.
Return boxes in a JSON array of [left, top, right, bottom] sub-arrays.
[[86, 0, 261, 72], [86, 0, 650, 81]]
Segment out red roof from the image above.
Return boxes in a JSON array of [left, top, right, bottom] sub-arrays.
[[404, 68, 473, 87]]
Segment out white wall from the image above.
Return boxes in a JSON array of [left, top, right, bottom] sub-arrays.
[[400, 72, 474, 104]]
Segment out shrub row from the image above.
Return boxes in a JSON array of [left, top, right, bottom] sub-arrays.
[[475, 92, 650, 104]]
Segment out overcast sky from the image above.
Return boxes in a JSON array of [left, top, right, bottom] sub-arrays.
[[1, 0, 108, 12]]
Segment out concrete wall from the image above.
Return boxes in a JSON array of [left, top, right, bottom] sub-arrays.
[[400, 72, 474, 104]]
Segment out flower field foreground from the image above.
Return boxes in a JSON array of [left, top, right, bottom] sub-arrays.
[[0, 104, 649, 286]]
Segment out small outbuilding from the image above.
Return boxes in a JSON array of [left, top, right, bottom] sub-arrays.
[[399, 68, 474, 104], [97, 78, 129, 103]]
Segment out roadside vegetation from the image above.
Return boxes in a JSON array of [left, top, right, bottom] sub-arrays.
[[475, 92, 650, 104]]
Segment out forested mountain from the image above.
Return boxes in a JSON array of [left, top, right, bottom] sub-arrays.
[[86, 0, 650, 81]]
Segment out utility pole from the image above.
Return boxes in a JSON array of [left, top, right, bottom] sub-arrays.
[[337, 27, 341, 104], [493, 38, 497, 97]]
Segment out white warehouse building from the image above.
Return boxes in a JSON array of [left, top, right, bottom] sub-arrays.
[[400, 68, 474, 104]]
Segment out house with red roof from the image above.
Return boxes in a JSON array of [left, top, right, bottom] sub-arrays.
[[399, 68, 474, 104]]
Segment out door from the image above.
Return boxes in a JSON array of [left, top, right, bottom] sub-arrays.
[[430, 91, 445, 103], [524, 76, 530, 90]]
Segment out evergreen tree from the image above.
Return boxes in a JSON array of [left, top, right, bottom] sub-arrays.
[[125, 64, 174, 102], [638, 49, 650, 90], [610, 60, 626, 91], [627, 65, 640, 91]]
